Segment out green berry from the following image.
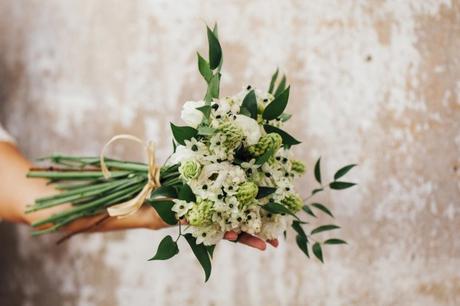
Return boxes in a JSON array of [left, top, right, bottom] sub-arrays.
[[236, 182, 259, 206], [248, 133, 282, 157], [291, 160, 306, 175], [186, 199, 214, 226], [281, 193, 303, 212], [218, 122, 244, 149]]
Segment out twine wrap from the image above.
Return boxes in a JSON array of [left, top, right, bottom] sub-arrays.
[[100, 134, 160, 218]]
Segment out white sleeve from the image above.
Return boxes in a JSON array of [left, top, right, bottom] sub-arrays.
[[0, 123, 15, 144]]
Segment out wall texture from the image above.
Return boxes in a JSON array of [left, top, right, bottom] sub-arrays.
[[0, 1, 459, 305]]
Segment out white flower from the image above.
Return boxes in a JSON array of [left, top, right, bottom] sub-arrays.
[[190, 225, 225, 245], [181, 100, 206, 128], [167, 145, 198, 165], [172, 200, 194, 218], [233, 115, 261, 145]]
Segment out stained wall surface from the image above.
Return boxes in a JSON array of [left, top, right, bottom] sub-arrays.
[[0, 1, 459, 305]]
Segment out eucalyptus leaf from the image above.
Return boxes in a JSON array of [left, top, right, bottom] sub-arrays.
[[268, 68, 279, 94], [262, 202, 300, 220], [170, 123, 198, 146], [207, 26, 222, 70], [262, 86, 290, 120], [263, 125, 301, 147], [148, 235, 179, 260], [150, 185, 178, 199], [278, 113, 292, 122], [197, 52, 212, 83], [241, 90, 257, 119], [314, 157, 321, 184], [311, 203, 334, 217], [312, 242, 323, 263], [291, 220, 307, 239], [296, 235, 309, 258], [311, 224, 340, 235], [184, 233, 212, 282], [179, 184, 196, 202], [204, 73, 221, 102], [149, 200, 177, 225], [311, 187, 324, 195], [206, 245, 216, 258], [329, 181, 356, 190], [197, 105, 211, 119], [274, 75, 287, 97], [256, 186, 277, 199], [302, 205, 316, 218], [334, 164, 357, 180], [324, 238, 347, 245]]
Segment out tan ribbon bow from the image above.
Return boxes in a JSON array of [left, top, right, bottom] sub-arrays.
[[100, 134, 161, 218]]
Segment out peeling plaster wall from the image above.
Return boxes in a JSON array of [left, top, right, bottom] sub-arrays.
[[0, 1, 459, 305]]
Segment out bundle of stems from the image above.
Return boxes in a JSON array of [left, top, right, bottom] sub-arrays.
[[26, 154, 180, 235]]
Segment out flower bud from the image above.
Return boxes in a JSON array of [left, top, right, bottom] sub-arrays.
[[291, 160, 306, 174], [236, 181, 259, 206], [281, 193, 303, 212], [187, 199, 214, 226], [218, 122, 244, 150], [248, 133, 282, 157], [179, 160, 202, 181]]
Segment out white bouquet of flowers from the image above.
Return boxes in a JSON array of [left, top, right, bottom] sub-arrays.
[[26, 24, 356, 281]]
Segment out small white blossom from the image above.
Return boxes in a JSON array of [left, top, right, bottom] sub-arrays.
[[172, 200, 194, 218]]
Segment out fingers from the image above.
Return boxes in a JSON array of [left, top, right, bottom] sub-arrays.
[[267, 239, 279, 248], [237, 232, 266, 250], [223, 230, 238, 241]]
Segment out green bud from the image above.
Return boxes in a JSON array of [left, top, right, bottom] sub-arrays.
[[186, 198, 214, 226], [179, 160, 201, 180], [291, 160, 306, 174], [281, 193, 303, 212], [218, 122, 244, 149], [236, 181, 259, 206], [248, 133, 282, 157]]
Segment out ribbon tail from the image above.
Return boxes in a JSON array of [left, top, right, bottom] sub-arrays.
[[107, 184, 152, 218]]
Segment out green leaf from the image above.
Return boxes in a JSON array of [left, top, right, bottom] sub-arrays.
[[296, 235, 309, 258], [302, 205, 316, 218], [274, 75, 287, 97], [207, 26, 222, 70], [311, 224, 340, 235], [311, 203, 334, 217], [262, 202, 299, 220], [255, 147, 275, 165], [256, 186, 277, 199], [263, 125, 301, 147], [197, 52, 212, 83], [204, 73, 221, 102], [179, 184, 196, 202], [311, 187, 323, 195], [170, 123, 198, 146], [291, 220, 307, 239], [212, 23, 219, 37], [314, 157, 321, 184], [263, 86, 290, 120], [268, 68, 279, 94], [312, 242, 323, 263], [334, 164, 357, 180], [197, 105, 211, 119], [278, 113, 292, 122], [198, 126, 216, 136], [324, 238, 347, 245], [150, 185, 178, 199], [184, 233, 212, 282], [149, 200, 177, 225], [148, 235, 179, 260], [241, 90, 257, 119], [329, 181, 356, 190], [239, 107, 251, 117], [206, 245, 216, 258]]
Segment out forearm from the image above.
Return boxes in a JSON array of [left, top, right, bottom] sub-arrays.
[[0, 142, 160, 230]]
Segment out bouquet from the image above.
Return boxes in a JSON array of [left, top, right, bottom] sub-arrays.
[[27, 24, 356, 281]]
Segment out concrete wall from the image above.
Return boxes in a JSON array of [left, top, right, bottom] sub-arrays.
[[0, 1, 459, 305]]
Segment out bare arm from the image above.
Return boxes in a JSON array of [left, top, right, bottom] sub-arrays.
[[0, 142, 272, 249]]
